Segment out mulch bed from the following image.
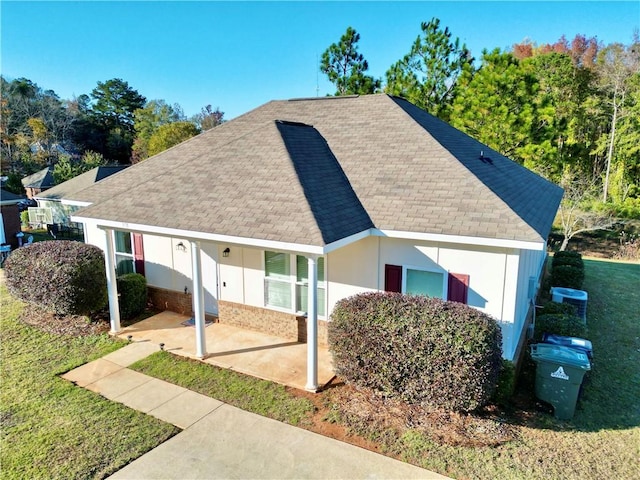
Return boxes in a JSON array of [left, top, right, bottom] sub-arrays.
[[19, 305, 110, 337]]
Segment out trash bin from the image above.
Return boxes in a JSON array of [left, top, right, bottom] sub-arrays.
[[530, 343, 591, 420], [541, 333, 593, 361]]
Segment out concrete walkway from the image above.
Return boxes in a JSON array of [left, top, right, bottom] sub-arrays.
[[62, 342, 450, 480]]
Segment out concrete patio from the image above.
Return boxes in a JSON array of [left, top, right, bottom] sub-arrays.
[[116, 311, 335, 391]]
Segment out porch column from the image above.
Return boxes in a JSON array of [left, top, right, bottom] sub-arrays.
[[305, 255, 318, 392], [103, 228, 121, 334], [190, 240, 207, 358]]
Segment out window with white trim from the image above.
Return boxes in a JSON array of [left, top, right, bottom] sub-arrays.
[[114, 231, 134, 275], [264, 251, 326, 317], [403, 266, 446, 299]]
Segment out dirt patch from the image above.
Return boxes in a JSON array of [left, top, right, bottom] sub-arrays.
[[19, 305, 110, 337], [288, 378, 518, 450]]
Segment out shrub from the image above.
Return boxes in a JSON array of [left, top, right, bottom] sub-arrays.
[[552, 253, 584, 270], [4, 240, 107, 315], [539, 301, 577, 317], [550, 265, 585, 290], [117, 273, 147, 320], [493, 360, 516, 406], [534, 313, 587, 341], [20, 210, 29, 227], [328, 292, 503, 412]]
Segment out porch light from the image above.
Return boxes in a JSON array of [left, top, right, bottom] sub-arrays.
[[176, 242, 187, 252], [223, 247, 230, 257]]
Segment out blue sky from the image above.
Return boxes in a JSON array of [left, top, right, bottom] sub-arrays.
[[2, 1, 639, 120]]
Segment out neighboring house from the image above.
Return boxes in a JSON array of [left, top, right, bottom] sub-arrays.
[[70, 94, 563, 390], [0, 188, 24, 249], [34, 166, 128, 227], [21, 167, 55, 199]]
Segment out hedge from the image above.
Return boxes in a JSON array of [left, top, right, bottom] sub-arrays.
[[328, 292, 503, 412], [534, 313, 587, 340], [552, 251, 584, 270], [117, 273, 147, 320], [539, 301, 578, 317], [550, 265, 585, 290], [4, 240, 107, 316]]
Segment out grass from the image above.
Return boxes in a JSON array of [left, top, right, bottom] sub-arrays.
[[2, 259, 636, 479], [0, 283, 178, 480], [130, 352, 314, 426]]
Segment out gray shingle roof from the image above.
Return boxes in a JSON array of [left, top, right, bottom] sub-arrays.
[[21, 167, 55, 189], [72, 94, 563, 247], [36, 166, 128, 201]]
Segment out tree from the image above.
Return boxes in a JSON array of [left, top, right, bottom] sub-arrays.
[[132, 100, 184, 162], [557, 172, 617, 250], [147, 122, 200, 157], [385, 18, 472, 117], [53, 155, 81, 184], [90, 78, 146, 163], [594, 42, 640, 202], [449, 49, 554, 167], [194, 105, 224, 131], [320, 27, 380, 95]]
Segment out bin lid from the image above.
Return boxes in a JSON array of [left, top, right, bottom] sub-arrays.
[[531, 343, 591, 370], [541, 333, 593, 353]]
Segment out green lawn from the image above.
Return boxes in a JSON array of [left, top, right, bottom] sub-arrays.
[[0, 284, 178, 480], [1, 259, 637, 479]]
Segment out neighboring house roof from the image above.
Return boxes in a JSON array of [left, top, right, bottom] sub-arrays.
[[21, 167, 55, 189], [0, 188, 24, 206], [71, 94, 563, 248], [35, 166, 128, 202]]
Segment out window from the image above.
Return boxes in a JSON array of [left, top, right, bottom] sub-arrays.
[[404, 267, 445, 298], [114, 231, 134, 275], [264, 251, 325, 317], [264, 251, 291, 309]]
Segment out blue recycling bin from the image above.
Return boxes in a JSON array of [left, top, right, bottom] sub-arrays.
[[541, 333, 593, 361]]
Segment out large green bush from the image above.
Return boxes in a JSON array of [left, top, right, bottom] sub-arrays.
[[328, 292, 503, 412], [552, 252, 584, 270], [534, 313, 587, 340], [4, 240, 107, 315], [550, 265, 585, 290], [539, 301, 578, 317], [117, 273, 147, 320]]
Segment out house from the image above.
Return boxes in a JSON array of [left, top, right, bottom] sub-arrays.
[[34, 166, 128, 231], [0, 188, 23, 249], [21, 167, 55, 199], [70, 94, 563, 390]]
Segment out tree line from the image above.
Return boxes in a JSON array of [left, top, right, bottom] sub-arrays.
[[0, 77, 224, 186], [321, 20, 640, 220]]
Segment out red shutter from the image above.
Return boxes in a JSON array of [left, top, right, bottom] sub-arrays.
[[132, 233, 145, 277], [447, 273, 469, 304], [384, 264, 402, 293]]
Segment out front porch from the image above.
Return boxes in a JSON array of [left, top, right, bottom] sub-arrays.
[[117, 311, 335, 391]]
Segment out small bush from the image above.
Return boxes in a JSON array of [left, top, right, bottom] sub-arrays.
[[4, 240, 107, 315], [552, 253, 584, 270], [20, 211, 29, 227], [539, 301, 577, 317], [550, 265, 585, 290], [552, 250, 583, 261], [117, 273, 147, 320], [493, 360, 516, 406], [534, 313, 587, 340], [329, 292, 503, 412]]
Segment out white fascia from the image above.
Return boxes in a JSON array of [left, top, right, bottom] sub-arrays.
[[62, 199, 92, 207], [323, 228, 373, 254], [71, 216, 327, 255], [372, 229, 545, 251]]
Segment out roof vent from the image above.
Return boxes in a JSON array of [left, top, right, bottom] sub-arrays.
[[479, 150, 493, 164]]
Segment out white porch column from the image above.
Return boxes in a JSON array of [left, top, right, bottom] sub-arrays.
[[190, 240, 207, 359], [103, 228, 121, 334], [305, 255, 319, 392]]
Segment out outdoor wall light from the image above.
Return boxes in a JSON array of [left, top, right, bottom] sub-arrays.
[[223, 247, 230, 257], [176, 241, 187, 252]]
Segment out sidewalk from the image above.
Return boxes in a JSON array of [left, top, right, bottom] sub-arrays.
[[62, 342, 450, 480]]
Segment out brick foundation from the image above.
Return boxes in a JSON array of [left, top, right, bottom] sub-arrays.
[[218, 300, 328, 346], [147, 285, 194, 317]]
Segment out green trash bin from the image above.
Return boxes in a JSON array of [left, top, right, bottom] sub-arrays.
[[530, 343, 591, 420]]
